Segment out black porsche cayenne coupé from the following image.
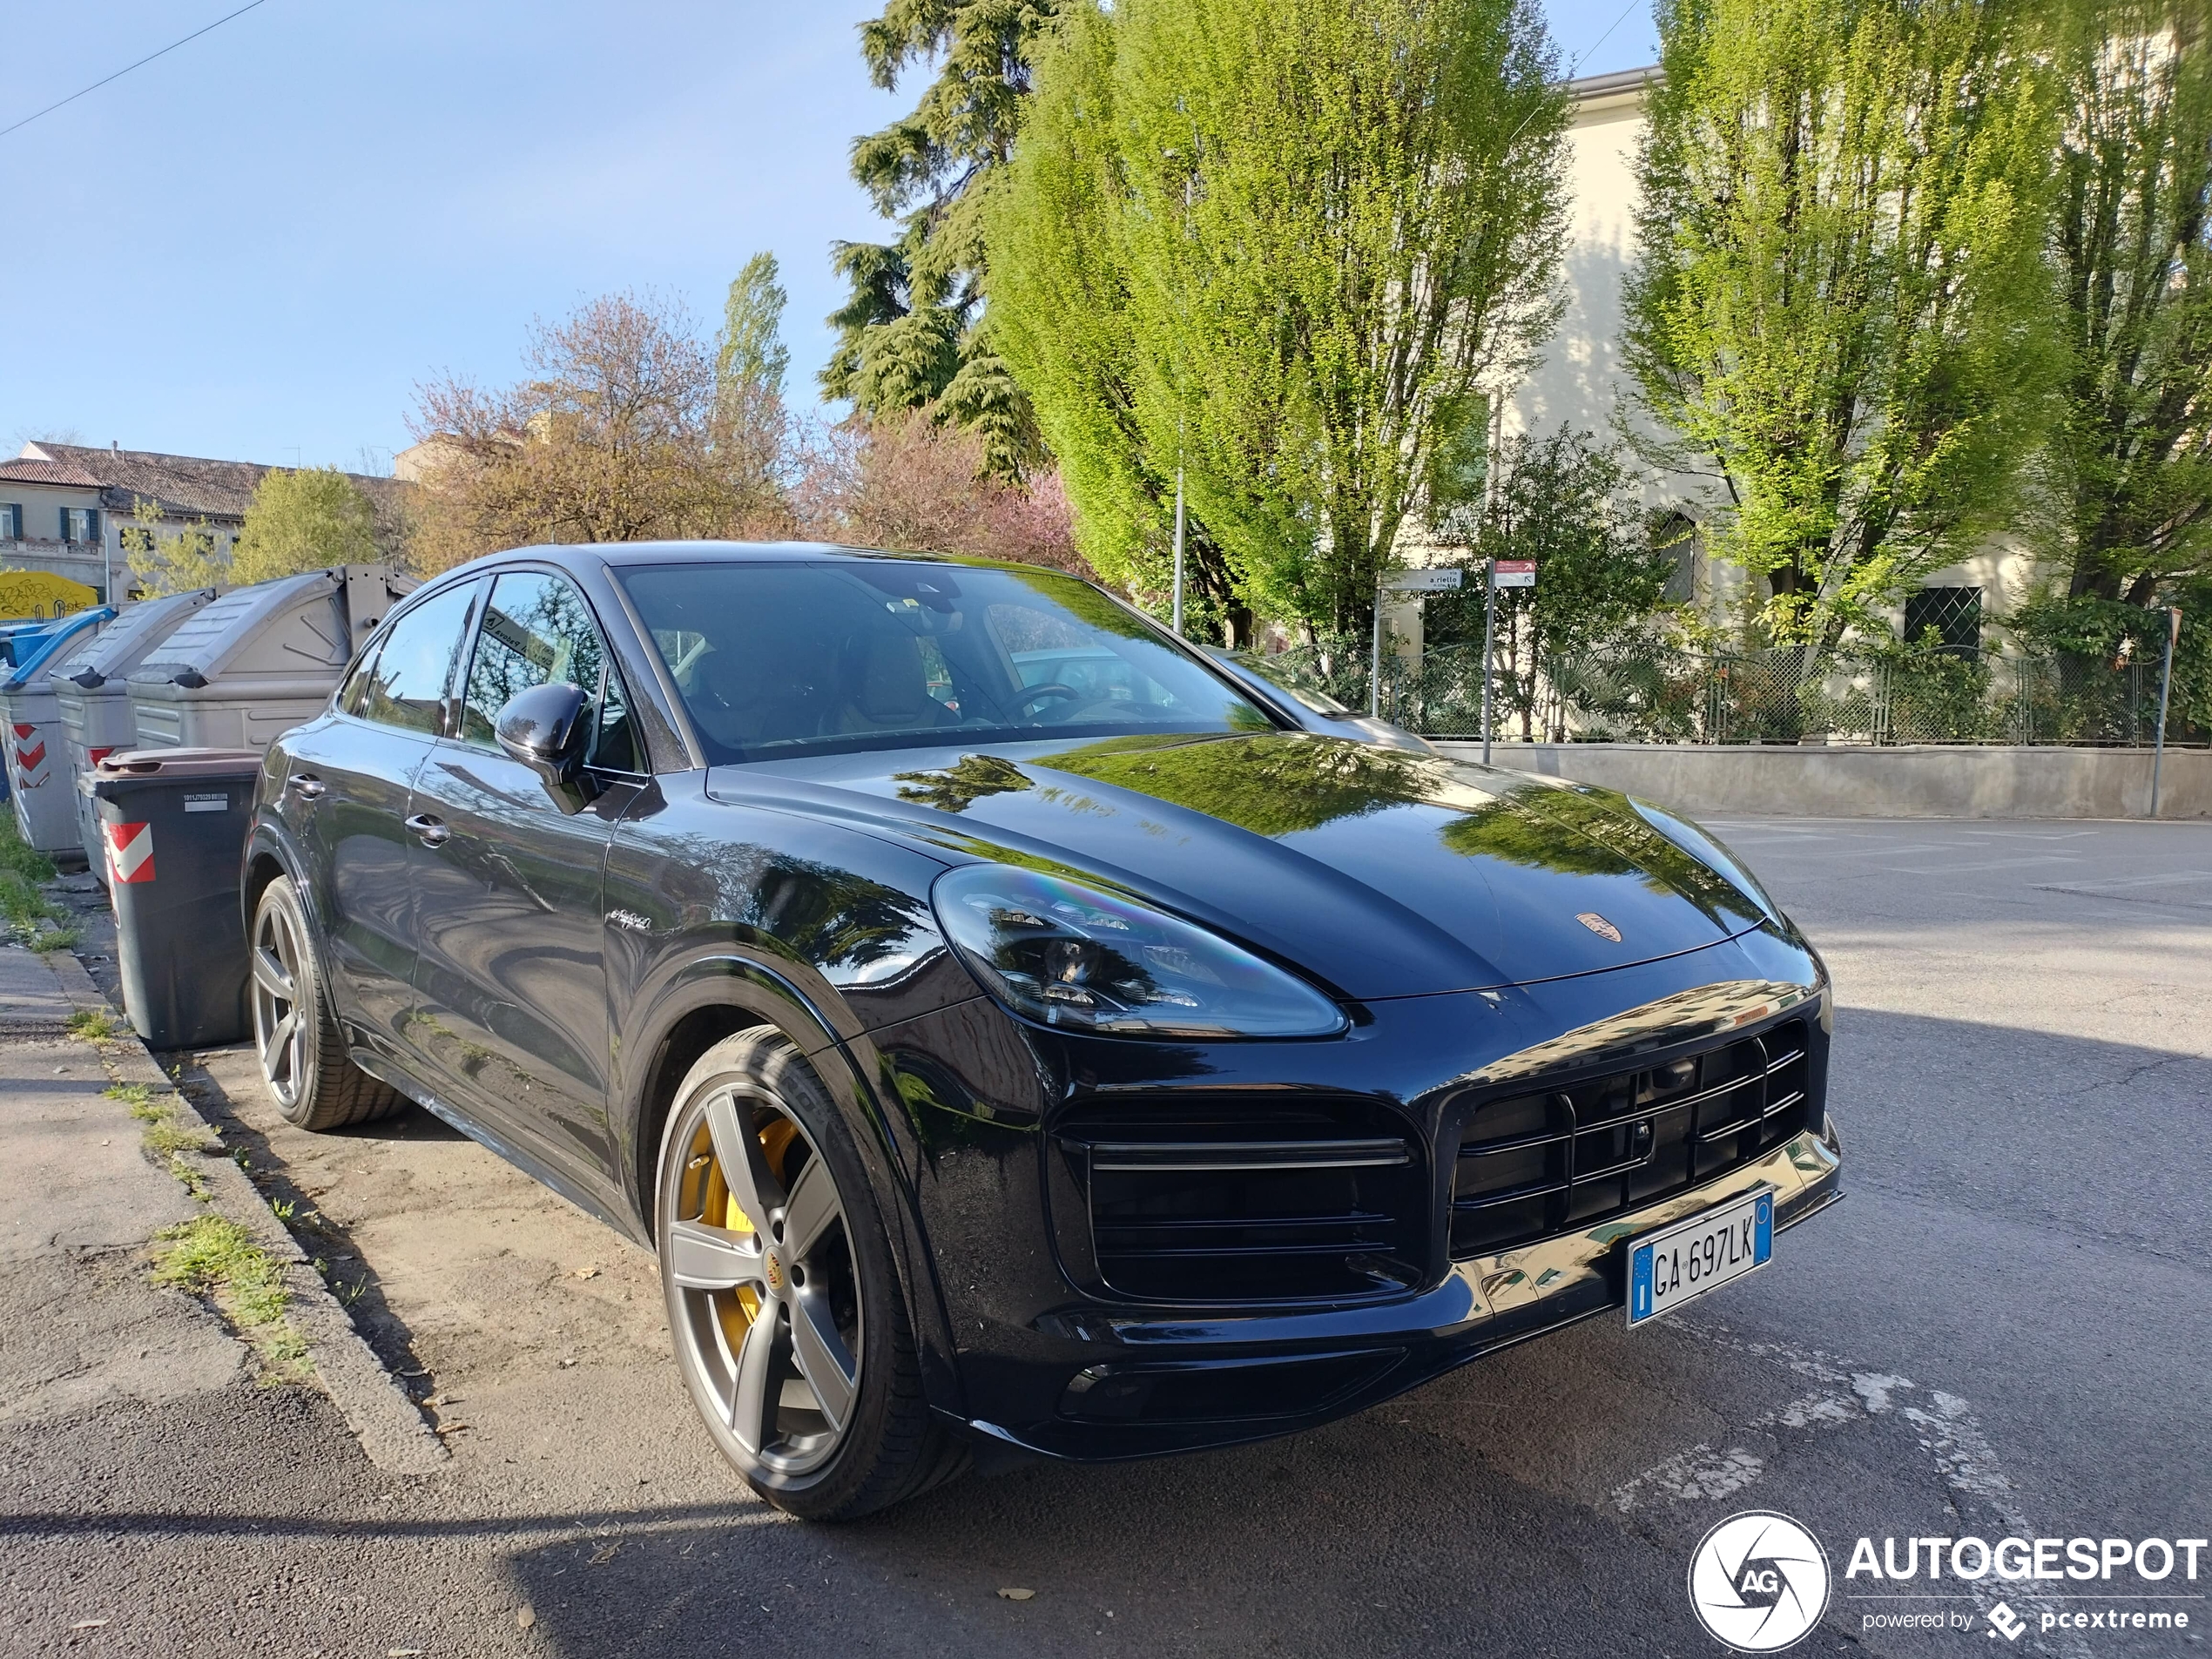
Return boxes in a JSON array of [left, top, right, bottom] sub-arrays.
[[243, 542, 1841, 1519]]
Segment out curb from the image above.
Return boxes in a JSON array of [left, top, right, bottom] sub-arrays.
[[47, 951, 449, 1476]]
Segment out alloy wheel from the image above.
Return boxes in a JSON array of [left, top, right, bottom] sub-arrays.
[[251, 896, 308, 1111], [667, 1088, 864, 1477]]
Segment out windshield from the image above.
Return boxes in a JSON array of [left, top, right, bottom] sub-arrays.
[[618, 560, 1275, 763], [1214, 649, 1352, 715]]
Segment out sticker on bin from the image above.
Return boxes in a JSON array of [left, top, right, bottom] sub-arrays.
[[12, 724, 46, 783], [106, 821, 155, 885], [182, 793, 229, 813]]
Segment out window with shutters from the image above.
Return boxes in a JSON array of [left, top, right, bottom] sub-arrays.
[[0, 504, 19, 540]]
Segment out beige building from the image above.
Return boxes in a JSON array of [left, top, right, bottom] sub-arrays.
[[0, 442, 406, 604]]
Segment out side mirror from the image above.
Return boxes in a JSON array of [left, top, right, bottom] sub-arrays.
[[495, 682, 594, 809]]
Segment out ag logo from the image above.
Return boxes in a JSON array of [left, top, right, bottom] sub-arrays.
[[1688, 1511, 1831, 1652]]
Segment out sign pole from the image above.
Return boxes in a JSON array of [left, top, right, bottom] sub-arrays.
[[1369, 583, 1383, 718], [2151, 606, 2181, 819], [1481, 558, 1497, 765], [1170, 462, 1185, 637]]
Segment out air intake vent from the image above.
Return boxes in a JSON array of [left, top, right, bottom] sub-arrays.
[[1056, 1101, 1427, 1304], [1451, 1017, 1811, 1258]]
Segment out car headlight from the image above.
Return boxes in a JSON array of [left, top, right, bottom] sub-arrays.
[[931, 865, 1346, 1039]]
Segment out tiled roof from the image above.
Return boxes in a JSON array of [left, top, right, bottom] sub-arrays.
[[0, 458, 107, 488], [11, 442, 411, 526]]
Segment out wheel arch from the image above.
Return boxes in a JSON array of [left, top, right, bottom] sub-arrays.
[[618, 954, 966, 1419]]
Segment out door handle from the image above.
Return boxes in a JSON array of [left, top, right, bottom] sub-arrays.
[[287, 773, 327, 800], [404, 813, 451, 848]]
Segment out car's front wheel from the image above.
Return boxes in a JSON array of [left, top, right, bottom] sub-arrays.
[[249, 875, 403, 1131], [656, 1029, 967, 1520]]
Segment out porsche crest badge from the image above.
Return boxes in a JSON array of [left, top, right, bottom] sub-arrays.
[[1575, 911, 1623, 943]]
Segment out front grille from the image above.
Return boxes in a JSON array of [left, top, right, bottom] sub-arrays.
[[1450, 1017, 1811, 1258], [1057, 1101, 1427, 1303]]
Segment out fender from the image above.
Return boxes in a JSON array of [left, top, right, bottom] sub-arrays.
[[615, 948, 968, 1420]]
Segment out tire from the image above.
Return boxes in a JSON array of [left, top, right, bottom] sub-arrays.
[[249, 875, 404, 1132], [655, 1029, 968, 1521]]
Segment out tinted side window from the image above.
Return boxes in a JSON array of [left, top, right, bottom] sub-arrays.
[[461, 571, 636, 769], [361, 583, 479, 735]]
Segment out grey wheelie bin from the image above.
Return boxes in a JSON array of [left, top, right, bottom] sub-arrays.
[[82, 748, 264, 1049], [127, 564, 413, 753], [52, 590, 221, 880]]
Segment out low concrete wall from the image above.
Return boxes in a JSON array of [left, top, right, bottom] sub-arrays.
[[1430, 741, 2212, 819]]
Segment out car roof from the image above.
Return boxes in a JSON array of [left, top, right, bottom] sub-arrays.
[[537, 540, 994, 570]]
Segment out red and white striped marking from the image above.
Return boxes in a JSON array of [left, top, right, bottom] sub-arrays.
[[10, 722, 46, 785], [88, 745, 116, 769], [105, 821, 154, 885]]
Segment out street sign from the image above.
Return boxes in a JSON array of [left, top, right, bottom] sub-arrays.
[[1493, 559, 1535, 589], [1385, 568, 1463, 591]]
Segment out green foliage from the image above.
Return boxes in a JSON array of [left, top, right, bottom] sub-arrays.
[[1425, 428, 1680, 739], [717, 252, 791, 401], [2040, 0, 2212, 604], [826, 0, 1062, 480], [2006, 583, 2211, 732], [233, 466, 378, 586], [1036, 732, 1444, 837], [124, 498, 228, 597], [989, 0, 1570, 639], [1624, 0, 2063, 648], [0, 813, 69, 948], [150, 1215, 312, 1383]]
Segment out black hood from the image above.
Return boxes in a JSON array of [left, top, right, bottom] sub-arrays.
[[710, 732, 1773, 1000]]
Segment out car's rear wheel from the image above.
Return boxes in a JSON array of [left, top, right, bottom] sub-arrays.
[[656, 1029, 967, 1520], [250, 875, 403, 1131]]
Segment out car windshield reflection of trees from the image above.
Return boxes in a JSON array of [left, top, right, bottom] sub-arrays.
[[618, 561, 1273, 763]]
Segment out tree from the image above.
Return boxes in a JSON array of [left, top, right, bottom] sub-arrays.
[[988, 0, 1570, 642], [1623, 0, 2061, 654], [1426, 427, 1678, 739], [122, 499, 226, 597], [825, 0, 1065, 480], [408, 292, 788, 571], [232, 465, 380, 584], [798, 411, 1087, 574], [2041, 0, 2212, 605], [718, 252, 790, 402]]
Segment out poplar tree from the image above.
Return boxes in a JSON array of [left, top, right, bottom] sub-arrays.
[[988, 0, 1569, 637], [2043, 0, 2212, 604], [1623, 0, 2060, 651]]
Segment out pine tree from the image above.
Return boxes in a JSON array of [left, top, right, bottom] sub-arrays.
[[824, 0, 1065, 481]]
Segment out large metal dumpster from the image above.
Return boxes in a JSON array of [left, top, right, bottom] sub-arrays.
[[1, 608, 116, 859], [52, 590, 222, 880], [127, 566, 412, 754]]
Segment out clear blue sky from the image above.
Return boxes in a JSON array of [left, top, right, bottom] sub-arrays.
[[1, 1, 1657, 472]]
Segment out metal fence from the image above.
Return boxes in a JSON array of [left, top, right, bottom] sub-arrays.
[[1264, 640, 2203, 747]]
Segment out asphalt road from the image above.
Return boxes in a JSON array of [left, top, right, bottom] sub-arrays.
[[4, 818, 2209, 1659]]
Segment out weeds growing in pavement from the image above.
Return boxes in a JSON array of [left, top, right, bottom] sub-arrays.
[[67, 1007, 118, 1042], [0, 817, 74, 948], [149, 1215, 312, 1385]]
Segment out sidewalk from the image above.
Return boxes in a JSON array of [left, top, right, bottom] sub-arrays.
[[0, 948, 244, 1432]]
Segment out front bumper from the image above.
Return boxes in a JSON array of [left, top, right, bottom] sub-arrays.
[[953, 1117, 1843, 1461]]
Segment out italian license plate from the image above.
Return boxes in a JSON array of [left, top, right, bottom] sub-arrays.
[[1627, 1188, 1773, 1328]]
